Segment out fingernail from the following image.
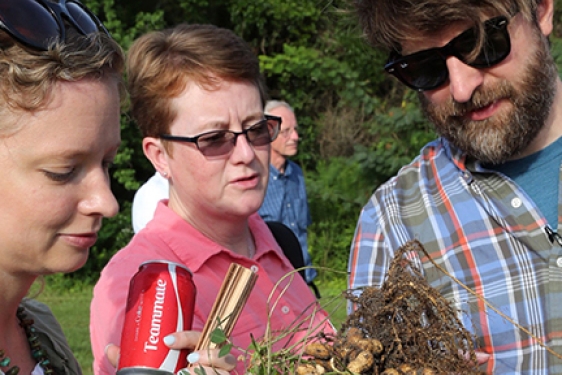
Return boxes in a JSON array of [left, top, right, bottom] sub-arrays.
[[104, 343, 113, 355], [187, 352, 200, 364], [163, 335, 175, 346]]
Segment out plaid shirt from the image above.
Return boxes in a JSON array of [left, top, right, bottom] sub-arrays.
[[348, 138, 562, 374]]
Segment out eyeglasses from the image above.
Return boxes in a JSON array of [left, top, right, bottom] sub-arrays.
[[384, 16, 511, 91], [0, 0, 109, 51], [279, 126, 298, 138], [160, 115, 282, 158]]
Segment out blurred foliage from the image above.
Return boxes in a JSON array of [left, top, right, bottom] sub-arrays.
[[66, 0, 562, 285]]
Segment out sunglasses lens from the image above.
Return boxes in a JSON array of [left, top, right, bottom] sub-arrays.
[[198, 133, 234, 157], [472, 23, 510, 66], [247, 121, 274, 147], [200, 144, 233, 157], [0, 0, 59, 49], [66, 1, 100, 35], [198, 119, 278, 157], [267, 117, 281, 141], [392, 53, 449, 91]]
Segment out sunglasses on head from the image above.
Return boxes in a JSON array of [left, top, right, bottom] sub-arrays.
[[160, 115, 282, 159], [0, 0, 109, 51], [385, 16, 511, 91]]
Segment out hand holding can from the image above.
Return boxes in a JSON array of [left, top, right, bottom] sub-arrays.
[[117, 260, 196, 375]]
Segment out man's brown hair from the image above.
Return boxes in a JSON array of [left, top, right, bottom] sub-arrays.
[[354, 0, 543, 52]]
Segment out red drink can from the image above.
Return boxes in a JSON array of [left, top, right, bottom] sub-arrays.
[[117, 260, 196, 375]]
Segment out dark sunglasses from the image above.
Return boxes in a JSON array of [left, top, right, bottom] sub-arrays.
[[160, 115, 282, 159], [0, 0, 109, 51], [385, 16, 511, 91]]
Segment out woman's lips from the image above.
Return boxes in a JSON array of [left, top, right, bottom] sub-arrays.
[[60, 233, 98, 249], [232, 173, 260, 189]]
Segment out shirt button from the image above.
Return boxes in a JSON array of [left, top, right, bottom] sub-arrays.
[[511, 197, 522, 208], [281, 306, 290, 314], [556, 258, 562, 268], [291, 222, 295, 227], [250, 265, 259, 273], [287, 203, 291, 207]]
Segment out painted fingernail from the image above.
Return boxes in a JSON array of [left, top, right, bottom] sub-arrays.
[[163, 335, 175, 346], [187, 352, 200, 364]]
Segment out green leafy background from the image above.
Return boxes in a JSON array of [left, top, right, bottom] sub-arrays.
[[65, 0, 562, 286]]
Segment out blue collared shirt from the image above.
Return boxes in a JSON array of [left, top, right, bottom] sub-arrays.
[[259, 160, 316, 282]]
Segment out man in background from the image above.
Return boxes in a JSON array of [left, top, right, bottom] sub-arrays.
[[259, 100, 318, 292]]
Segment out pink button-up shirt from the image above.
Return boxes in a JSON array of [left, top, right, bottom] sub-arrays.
[[90, 202, 333, 374]]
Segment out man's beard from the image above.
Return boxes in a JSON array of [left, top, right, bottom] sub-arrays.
[[419, 33, 557, 164]]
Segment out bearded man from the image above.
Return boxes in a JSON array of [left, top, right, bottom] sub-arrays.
[[348, 0, 562, 373]]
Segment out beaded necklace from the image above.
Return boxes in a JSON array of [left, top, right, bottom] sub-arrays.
[[0, 307, 54, 375]]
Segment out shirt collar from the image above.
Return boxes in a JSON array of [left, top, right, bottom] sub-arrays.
[[270, 160, 294, 177], [418, 138, 474, 185], [147, 202, 284, 272]]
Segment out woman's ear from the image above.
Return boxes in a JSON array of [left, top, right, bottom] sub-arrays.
[[143, 137, 170, 178]]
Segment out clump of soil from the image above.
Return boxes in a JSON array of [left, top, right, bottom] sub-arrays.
[[301, 240, 485, 375]]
